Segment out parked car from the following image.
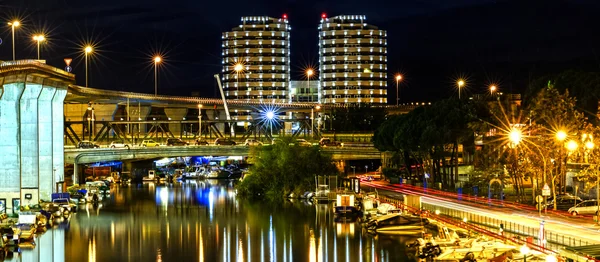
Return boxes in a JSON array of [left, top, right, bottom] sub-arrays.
[[195, 139, 209, 146], [568, 200, 599, 216], [140, 140, 160, 147], [319, 138, 342, 147], [77, 141, 99, 149], [166, 138, 188, 146], [294, 139, 312, 146], [545, 194, 583, 211], [244, 139, 263, 146], [109, 140, 130, 149], [215, 138, 236, 146]]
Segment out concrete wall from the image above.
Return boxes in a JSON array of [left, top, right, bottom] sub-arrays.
[[0, 68, 71, 213]]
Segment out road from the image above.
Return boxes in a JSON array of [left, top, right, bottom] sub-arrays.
[[361, 181, 600, 246]]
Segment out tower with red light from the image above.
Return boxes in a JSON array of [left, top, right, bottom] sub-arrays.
[[317, 15, 388, 104]]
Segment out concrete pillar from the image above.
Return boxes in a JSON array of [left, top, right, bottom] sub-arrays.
[[53, 89, 67, 188], [0, 82, 24, 212], [164, 108, 188, 137], [38, 86, 57, 201], [91, 104, 117, 140], [20, 82, 43, 206]]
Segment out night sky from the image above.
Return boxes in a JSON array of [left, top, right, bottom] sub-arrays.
[[2, 0, 600, 102]]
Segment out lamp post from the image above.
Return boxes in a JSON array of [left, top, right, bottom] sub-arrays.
[[311, 105, 321, 140], [520, 245, 530, 262], [8, 20, 20, 61], [509, 127, 547, 206], [198, 104, 203, 138], [266, 111, 275, 137], [153, 56, 162, 96], [395, 74, 403, 106], [234, 62, 243, 89], [457, 79, 465, 99], [490, 85, 497, 96], [307, 69, 314, 102], [555, 130, 567, 207], [32, 34, 45, 60], [84, 46, 93, 87]]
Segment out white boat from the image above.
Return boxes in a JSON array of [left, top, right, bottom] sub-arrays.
[[334, 193, 359, 216], [366, 213, 427, 235]]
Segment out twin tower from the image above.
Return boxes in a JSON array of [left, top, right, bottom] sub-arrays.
[[221, 14, 388, 106]]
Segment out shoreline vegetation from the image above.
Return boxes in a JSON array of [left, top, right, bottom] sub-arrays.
[[236, 137, 339, 200]]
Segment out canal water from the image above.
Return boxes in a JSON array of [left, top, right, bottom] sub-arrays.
[[15, 181, 420, 262]]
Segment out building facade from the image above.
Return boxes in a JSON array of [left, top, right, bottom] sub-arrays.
[[318, 15, 388, 104], [221, 16, 291, 104], [291, 80, 318, 102]]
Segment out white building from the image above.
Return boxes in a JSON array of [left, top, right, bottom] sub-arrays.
[[221, 16, 291, 104], [318, 15, 388, 104]]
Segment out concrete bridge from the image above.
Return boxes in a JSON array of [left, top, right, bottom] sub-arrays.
[[65, 145, 383, 182]]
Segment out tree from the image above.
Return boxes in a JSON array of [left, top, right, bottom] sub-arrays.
[[237, 137, 339, 200]]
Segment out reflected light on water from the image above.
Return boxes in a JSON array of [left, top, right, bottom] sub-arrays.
[[88, 236, 96, 262], [309, 230, 316, 262], [269, 215, 275, 262], [238, 238, 244, 262], [199, 225, 204, 262], [111, 222, 115, 246]]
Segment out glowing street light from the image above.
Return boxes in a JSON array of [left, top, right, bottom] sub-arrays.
[[84, 45, 93, 87], [306, 68, 315, 102], [8, 20, 20, 61], [490, 85, 497, 95], [509, 127, 522, 146], [32, 34, 45, 60], [457, 79, 465, 99], [520, 245, 530, 262], [311, 105, 321, 139], [154, 55, 162, 96], [566, 140, 578, 152], [556, 130, 567, 142], [234, 63, 243, 72], [395, 74, 403, 106]]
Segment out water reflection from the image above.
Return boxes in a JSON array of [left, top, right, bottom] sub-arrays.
[[20, 180, 419, 261]]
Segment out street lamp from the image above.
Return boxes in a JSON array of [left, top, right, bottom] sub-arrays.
[[508, 127, 522, 146], [266, 110, 275, 137], [395, 74, 403, 106], [84, 45, 93, 87], [8, 20, 20, 61], [566, 140, 578, 152], [198, 104, 203, 138], [154, 56, 162, 96], [457, 79, 465, 99], [556, 130, 567, 198], [490, 85, 497, 96], [306, 69, 314, 102], [234, 62, 244, 88], [32, 34, 45, 60], [520, 245, 530, 262], [311, 105, 321, 139]]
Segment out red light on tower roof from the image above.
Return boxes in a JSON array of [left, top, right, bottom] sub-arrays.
[[321, 13, 327, 19], [282, 14, 288, 19]]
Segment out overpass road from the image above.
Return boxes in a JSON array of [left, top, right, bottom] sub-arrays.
[[64, 145, 382, 164]]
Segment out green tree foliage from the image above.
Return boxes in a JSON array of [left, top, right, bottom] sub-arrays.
[[237, 137, 339, 200], [373, 98, 487, 188], [526, 70, 600, 124]]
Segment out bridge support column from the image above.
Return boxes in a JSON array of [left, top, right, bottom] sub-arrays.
[[164, 108, 188, 137], [0, 62, 73, 214], [0, 82, 25, 213], [38, 86, 57, 201]]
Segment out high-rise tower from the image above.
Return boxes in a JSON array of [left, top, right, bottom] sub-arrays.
[[318, 15, 387, 104], [221, 16, 291, 104]]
